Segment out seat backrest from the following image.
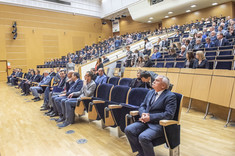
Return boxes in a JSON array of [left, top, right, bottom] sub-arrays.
[[205, 47, 217, 51], [216, 61, 232, 70], [165, 62, 174, 68], [110, 85, 130, 103], [127, 88, 149, 106], [205, 51, 217, 56], [97, 84, 114, 100], [208, 61, 214, 69], [108, 77, 120, 86], [219, 46, 233, 50], [119, 78, 132, 86], [219, 50, 232, 56], [172, 92, 183, 121], [216, 56, 234, 60], [156, 62, 164, 68], [175, 62, 184, 68]]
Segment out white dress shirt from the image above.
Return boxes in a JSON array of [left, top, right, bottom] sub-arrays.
[[145, 42, 153, 50]]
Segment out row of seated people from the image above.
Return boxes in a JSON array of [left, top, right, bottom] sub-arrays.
[[42, 30, 159, 67], [37, 69, 180, 156], [9, 64, 181, 156]]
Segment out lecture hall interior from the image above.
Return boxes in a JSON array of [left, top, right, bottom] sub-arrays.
[[1, 0, 235, 156]]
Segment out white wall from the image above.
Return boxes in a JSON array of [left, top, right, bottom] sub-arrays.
[[101, 0, 140, 18], [0, 0, 102, 17]]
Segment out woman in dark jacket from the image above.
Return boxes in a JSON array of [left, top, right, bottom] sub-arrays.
[[95, 58, 103, 71], [193, 51, 209, 69], [184, 51, 195, 68]]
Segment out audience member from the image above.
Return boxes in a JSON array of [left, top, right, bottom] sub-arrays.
[[95, 68, 107, 84], [184, 52, 195, 68], [125, 75, 177, 156], [193, 51, 209, 69]]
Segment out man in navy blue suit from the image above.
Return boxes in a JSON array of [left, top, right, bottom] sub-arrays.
[[52, 72, 83, 118], [204, 37, 215, 48], [125, 75, 177, 156], [215, 32, 229, 47]]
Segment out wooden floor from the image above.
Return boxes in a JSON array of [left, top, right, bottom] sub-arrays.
[[0, 82, 235, 156]]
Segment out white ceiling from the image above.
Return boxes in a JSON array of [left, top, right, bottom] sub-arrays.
[[128, 0, 235, 23]]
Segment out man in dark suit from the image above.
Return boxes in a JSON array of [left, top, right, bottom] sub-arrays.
[[7, 69, 16, 83], [40, 70, 67, 111], [52, 72, 83, 117], [204, 37, 215, 48], [215, 32, 230, 47], [125, 75, 177, 156], [11, 68, 23, 86], [21, 70, 41, 96], [46, 71, 74, 116], [56, 71, 96, 128]]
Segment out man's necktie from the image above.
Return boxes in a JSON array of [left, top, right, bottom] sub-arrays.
[[150, 92, 158, 106]]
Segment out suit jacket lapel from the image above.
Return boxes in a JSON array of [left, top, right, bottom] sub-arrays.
[[149, 90, 167, 110]]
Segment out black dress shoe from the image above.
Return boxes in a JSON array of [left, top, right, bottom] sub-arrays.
[[34, 97, 41, 102], [40, 107, 49, 111], [56, 117, 65, 123], [46, 111, 55, 116], [32, 97, 37, 100], [45, 111, 53, 115], [49, 113, 58, 117]]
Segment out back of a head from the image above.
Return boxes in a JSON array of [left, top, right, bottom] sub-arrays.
[[73, 72, 80, 79], [140, 71, 151, 79]]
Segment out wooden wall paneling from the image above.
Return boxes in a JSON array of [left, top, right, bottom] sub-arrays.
[[190, 69, 213, 102], [175, 68, 195, 97], [166, 68, 180, 92], [208, 70, 235, 107]]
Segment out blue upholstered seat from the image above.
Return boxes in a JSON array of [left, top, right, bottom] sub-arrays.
[[165, 62, 175, 68], [175, 62, 185, 68], [108, 77, 120, 86], [156, 62, 164, 68], [219, 50, 232, 56], [119, 78, 132, 86], [215, 61, 232, 70], [219, 46, 233, 50], [205, 51, 217, 56], [91, 85, 130, 123]]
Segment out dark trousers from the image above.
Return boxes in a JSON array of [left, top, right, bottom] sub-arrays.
[[126, 60, 132, 67], [22, 83, 31, 94], [43, 87, 50, 107], [11, 77, 18, 85], [54, 96, 67, 116], [7, 76, 12, 83], [18, 80, 26, 89], [64, 98, 78, 124], [144, 50, 151, 56], [124, 122, 163, 156]]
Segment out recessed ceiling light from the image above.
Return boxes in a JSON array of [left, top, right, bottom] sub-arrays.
[[149, 17, 153, 20], [212, 2, 218, 6], [191, 4, 196, 8], [148, 20, 152, 23], [186, 10, 191, 13], [165, 16, 169, 18], [168, 11, 173, 14]]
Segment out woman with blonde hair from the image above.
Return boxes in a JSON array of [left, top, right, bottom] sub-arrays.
[[193, 51, 209, 69]]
